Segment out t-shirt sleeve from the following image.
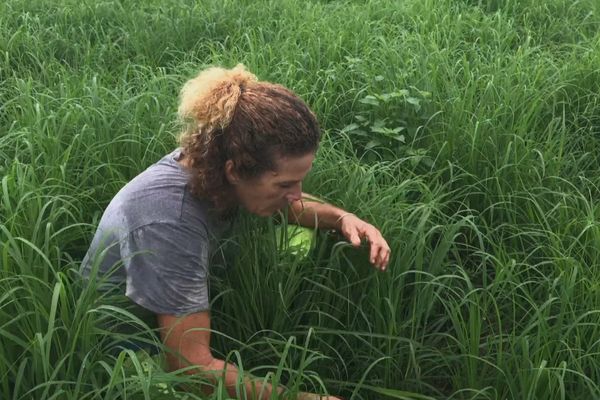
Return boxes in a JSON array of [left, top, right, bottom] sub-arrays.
[[120, 221, 210, 316]]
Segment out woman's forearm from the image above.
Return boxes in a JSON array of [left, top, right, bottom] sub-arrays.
[[186, 357, 285, 399], [287, 193, 350, 230]]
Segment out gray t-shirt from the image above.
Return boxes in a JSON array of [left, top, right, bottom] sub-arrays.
[[81, 148, 228, 316]]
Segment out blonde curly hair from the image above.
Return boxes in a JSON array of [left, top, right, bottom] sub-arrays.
[[177, 64, 320, 214]]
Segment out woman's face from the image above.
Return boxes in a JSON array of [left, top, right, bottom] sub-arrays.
[[226, 152, 315, 217]]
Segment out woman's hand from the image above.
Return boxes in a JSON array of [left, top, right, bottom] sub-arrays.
[[337, 213, 391, 271]]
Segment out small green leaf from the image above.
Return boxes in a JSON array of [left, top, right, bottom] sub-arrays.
[[372, 126, 400, 136], [365, 140, 380, 149], [359, 95, 379, 106], [391, 89, 409, 97], [373, 118, 386, 128], [406, 96, 421, 111], [371, 126, 390, 134], [340, 123, 359, 133], [351, 129, 368, 137]]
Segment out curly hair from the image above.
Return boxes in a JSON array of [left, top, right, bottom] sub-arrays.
[[177, 64, 321, 215]]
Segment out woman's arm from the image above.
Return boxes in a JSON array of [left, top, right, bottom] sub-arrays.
[[288, 193, 391, 271], [287, 192, 348, 230], [157, 312, 342, 399], [158, 312, 282, 399]]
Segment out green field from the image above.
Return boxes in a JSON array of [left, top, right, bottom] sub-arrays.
[[2, 0, 600, 398]]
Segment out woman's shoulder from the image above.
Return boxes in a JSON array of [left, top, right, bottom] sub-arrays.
[[105, 150, 209, 232]]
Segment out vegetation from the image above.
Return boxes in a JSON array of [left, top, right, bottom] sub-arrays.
[[2, 0, 600, 398]]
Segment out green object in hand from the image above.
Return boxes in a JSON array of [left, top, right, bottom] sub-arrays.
[[275, 225, 314, 258]]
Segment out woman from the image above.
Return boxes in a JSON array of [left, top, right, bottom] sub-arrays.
[[82, 64, 390, 399]]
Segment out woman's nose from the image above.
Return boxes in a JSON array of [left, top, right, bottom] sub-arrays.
[[285, 184, 302, 203]]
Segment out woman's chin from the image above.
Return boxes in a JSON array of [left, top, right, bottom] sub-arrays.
[[250, 208, 275, 217], [246, 205, 284, 217], [263, 208, 283, 217]]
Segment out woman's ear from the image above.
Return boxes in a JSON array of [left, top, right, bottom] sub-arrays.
[[224, 160, 239, 184]]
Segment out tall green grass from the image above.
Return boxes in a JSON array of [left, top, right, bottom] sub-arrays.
[[2, 0, 600, 398]]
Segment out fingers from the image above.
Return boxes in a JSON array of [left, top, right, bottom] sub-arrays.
[[341, 218, 391, 271], [365, 228, 391, 271], [369, 239, 390, 271]]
